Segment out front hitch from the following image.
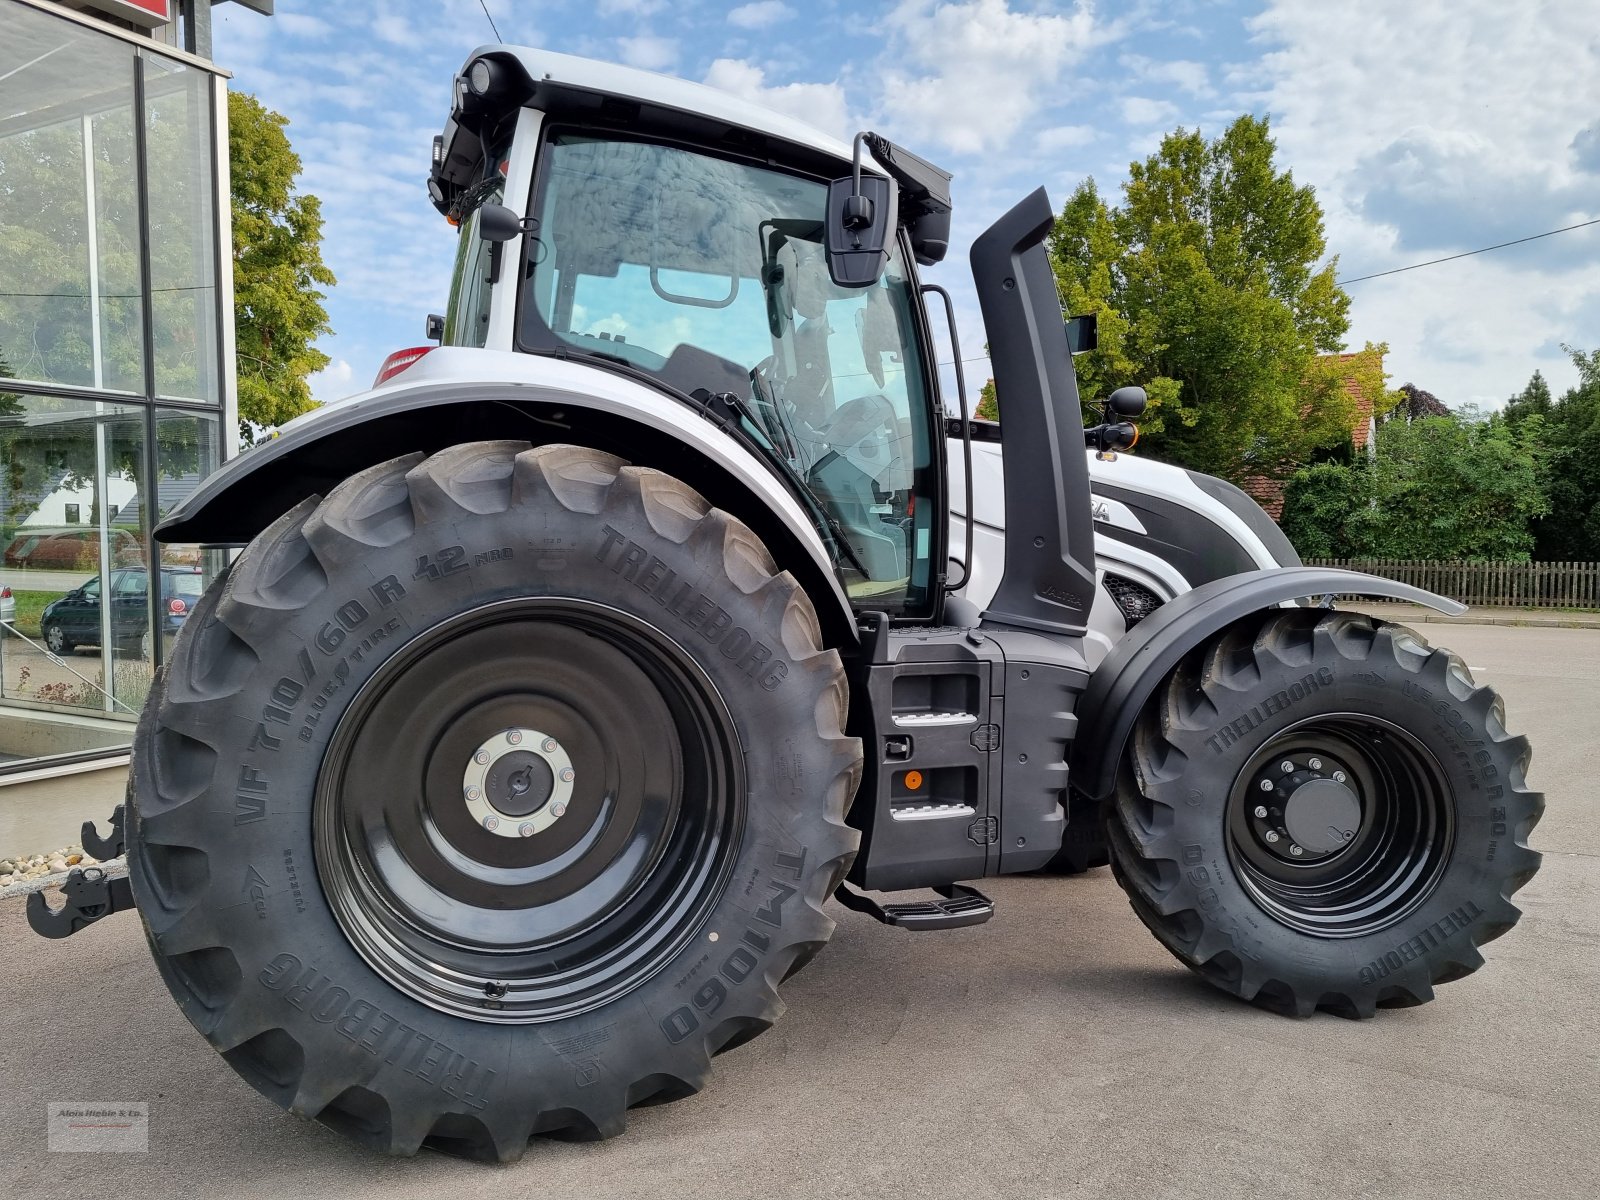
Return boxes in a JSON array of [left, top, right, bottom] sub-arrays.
[[27, 866, 135, 939]]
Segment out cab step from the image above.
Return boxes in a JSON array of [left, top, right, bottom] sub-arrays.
[[833, 881, 994, 931]]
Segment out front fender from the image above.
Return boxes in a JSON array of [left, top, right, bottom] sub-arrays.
[[1070, 567, 1466, 800], [160, 361, 857, 643]]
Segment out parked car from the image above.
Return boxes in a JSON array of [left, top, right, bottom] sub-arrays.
[[39, 567, 203, 656], [3, 527, 143, 571], [0, 585, 14, 626]]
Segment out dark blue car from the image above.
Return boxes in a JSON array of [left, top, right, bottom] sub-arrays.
[[40, 567, 204, 658]]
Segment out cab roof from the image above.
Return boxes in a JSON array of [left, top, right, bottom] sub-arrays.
[[480, 45, 858, 169]]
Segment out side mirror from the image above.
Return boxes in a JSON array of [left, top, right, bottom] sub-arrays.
[[425, 313, 444, 342], [476, 203, 528, 243], [825, 134, 898, 288], [1065, 313, 1098, 356], [1108, 385, 1147, 417]]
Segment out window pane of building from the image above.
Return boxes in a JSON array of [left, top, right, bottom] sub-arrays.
[[0, 8, 142, 394], [152, 407, 222, 664], [0, 391, 147, 758], [144, 54, 220, 404]]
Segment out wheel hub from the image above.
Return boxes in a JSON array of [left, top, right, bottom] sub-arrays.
[[1284, 778, 1360, 855], [1227, 716, 1456, 938], [462, 728, 574, 836], [1248, 753, 1361, 862], [314, 597, 746, 1023]]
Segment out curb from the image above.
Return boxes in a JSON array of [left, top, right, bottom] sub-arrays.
[[1350, 604, 1600, 631]]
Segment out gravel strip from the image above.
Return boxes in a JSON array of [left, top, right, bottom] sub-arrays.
[[0, 846, 127, 900]]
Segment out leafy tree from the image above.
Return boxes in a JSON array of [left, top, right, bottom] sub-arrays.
[[1529, 348, 1600, 560], [1503, 370, 1552, 427], [229, 91, 334, 441], [1395, 382, 1451, 421], [1050, 115, 1354, 482], [1278, 461, 1362, 559], [976, 378, 998, 421], [1281, 409, 1549, 561]]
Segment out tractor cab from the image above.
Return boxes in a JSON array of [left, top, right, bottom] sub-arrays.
[[427, 49, 952, 617]]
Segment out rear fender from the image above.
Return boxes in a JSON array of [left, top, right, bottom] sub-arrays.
[[160, 363, 857, 644], [1070, 567, 1465, 800]]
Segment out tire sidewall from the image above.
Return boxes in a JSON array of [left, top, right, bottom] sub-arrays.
[[133, 463, 848, 1128], [1147, 623, 1519, 990]]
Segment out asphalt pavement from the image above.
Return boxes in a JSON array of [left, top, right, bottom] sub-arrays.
[[1, 618, 1595, 1200]]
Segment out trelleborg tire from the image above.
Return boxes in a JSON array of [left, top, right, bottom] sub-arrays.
[[1107, 608, 1542, 1018], [125, 442, 862, 1159]]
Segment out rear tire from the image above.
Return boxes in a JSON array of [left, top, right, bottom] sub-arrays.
[[126, 442, 861, 1158], [1107, 609, 1541, 1018]]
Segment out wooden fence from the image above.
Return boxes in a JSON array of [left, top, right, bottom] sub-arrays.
[[1306, 559, 1600, 609]]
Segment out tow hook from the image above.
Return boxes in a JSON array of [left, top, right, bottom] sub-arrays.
[[27, 866, 135, 939]]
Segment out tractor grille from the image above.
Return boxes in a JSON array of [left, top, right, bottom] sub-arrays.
[[1103, 574, 1164, 627]]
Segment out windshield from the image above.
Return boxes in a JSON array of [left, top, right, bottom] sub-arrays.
[[522, 134, 936, 612]]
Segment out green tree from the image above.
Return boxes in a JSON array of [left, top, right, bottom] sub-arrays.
[[1050, 115, 1354, 482], [1504, 369, 1553, 427], [1279, 460, 1363, 559], [229, 91, 334, 441], [976, 378, 998, 421], [1530, 348, 1600, 560], [1282, 409, 1549, 561]]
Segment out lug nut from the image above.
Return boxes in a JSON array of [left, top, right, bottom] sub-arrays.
[[1333, 771, 1347, 783], [1254, 805, 1269, 819], [1264, 830, 1281, 843], [465, 785, 481, 801], [1280, 760, 1295, 774], [507, 731, 523, 746], [550, 800, 567, 818], [1308, 757, 1323, 771], [559, 767, 575, 783], [482, 816, 499, 831], [1259, 779, 1274, 792], [543, 737, 557, 753], [519, 822, 535, 837], [474, 750, 490, 765], [1290, 844, 1304, 856]]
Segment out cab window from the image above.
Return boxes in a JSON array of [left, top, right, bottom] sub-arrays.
[[521, 133, 937, 613]]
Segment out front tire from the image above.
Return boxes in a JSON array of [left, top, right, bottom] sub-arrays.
[[126, 442, 861, 1158], [1107, 609, 1541, 1018]]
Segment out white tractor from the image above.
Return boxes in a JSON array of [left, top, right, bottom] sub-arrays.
[[38, 47, 1539, 1161]]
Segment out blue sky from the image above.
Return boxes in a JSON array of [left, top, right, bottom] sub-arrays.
[[212, 0, 1600, 411]]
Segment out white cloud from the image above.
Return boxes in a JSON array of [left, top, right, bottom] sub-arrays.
[[1035, 124, 1097, 152], [373, 14, 426, 48], [1119, 54, 1211, 97], [702, 58, 852, 143], [617, 35, 679, 71], [728, 1, 796, 29], [1119, 96, 1177, 126], [1250, 0, 1600, 405], [597, 0, 665, 16], [307, 359, 356, 402], [878, 0, 1112, 156], [274, 13, 333, 39]]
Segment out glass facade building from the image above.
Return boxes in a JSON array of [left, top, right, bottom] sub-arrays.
[[0, 0, 233, 773]]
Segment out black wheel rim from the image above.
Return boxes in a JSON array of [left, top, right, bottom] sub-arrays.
[[314, 597, 745, 1023], [1224, 714, 1455, 938]]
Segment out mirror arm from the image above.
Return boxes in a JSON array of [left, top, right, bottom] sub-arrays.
[[844, 133, 874, 231]]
